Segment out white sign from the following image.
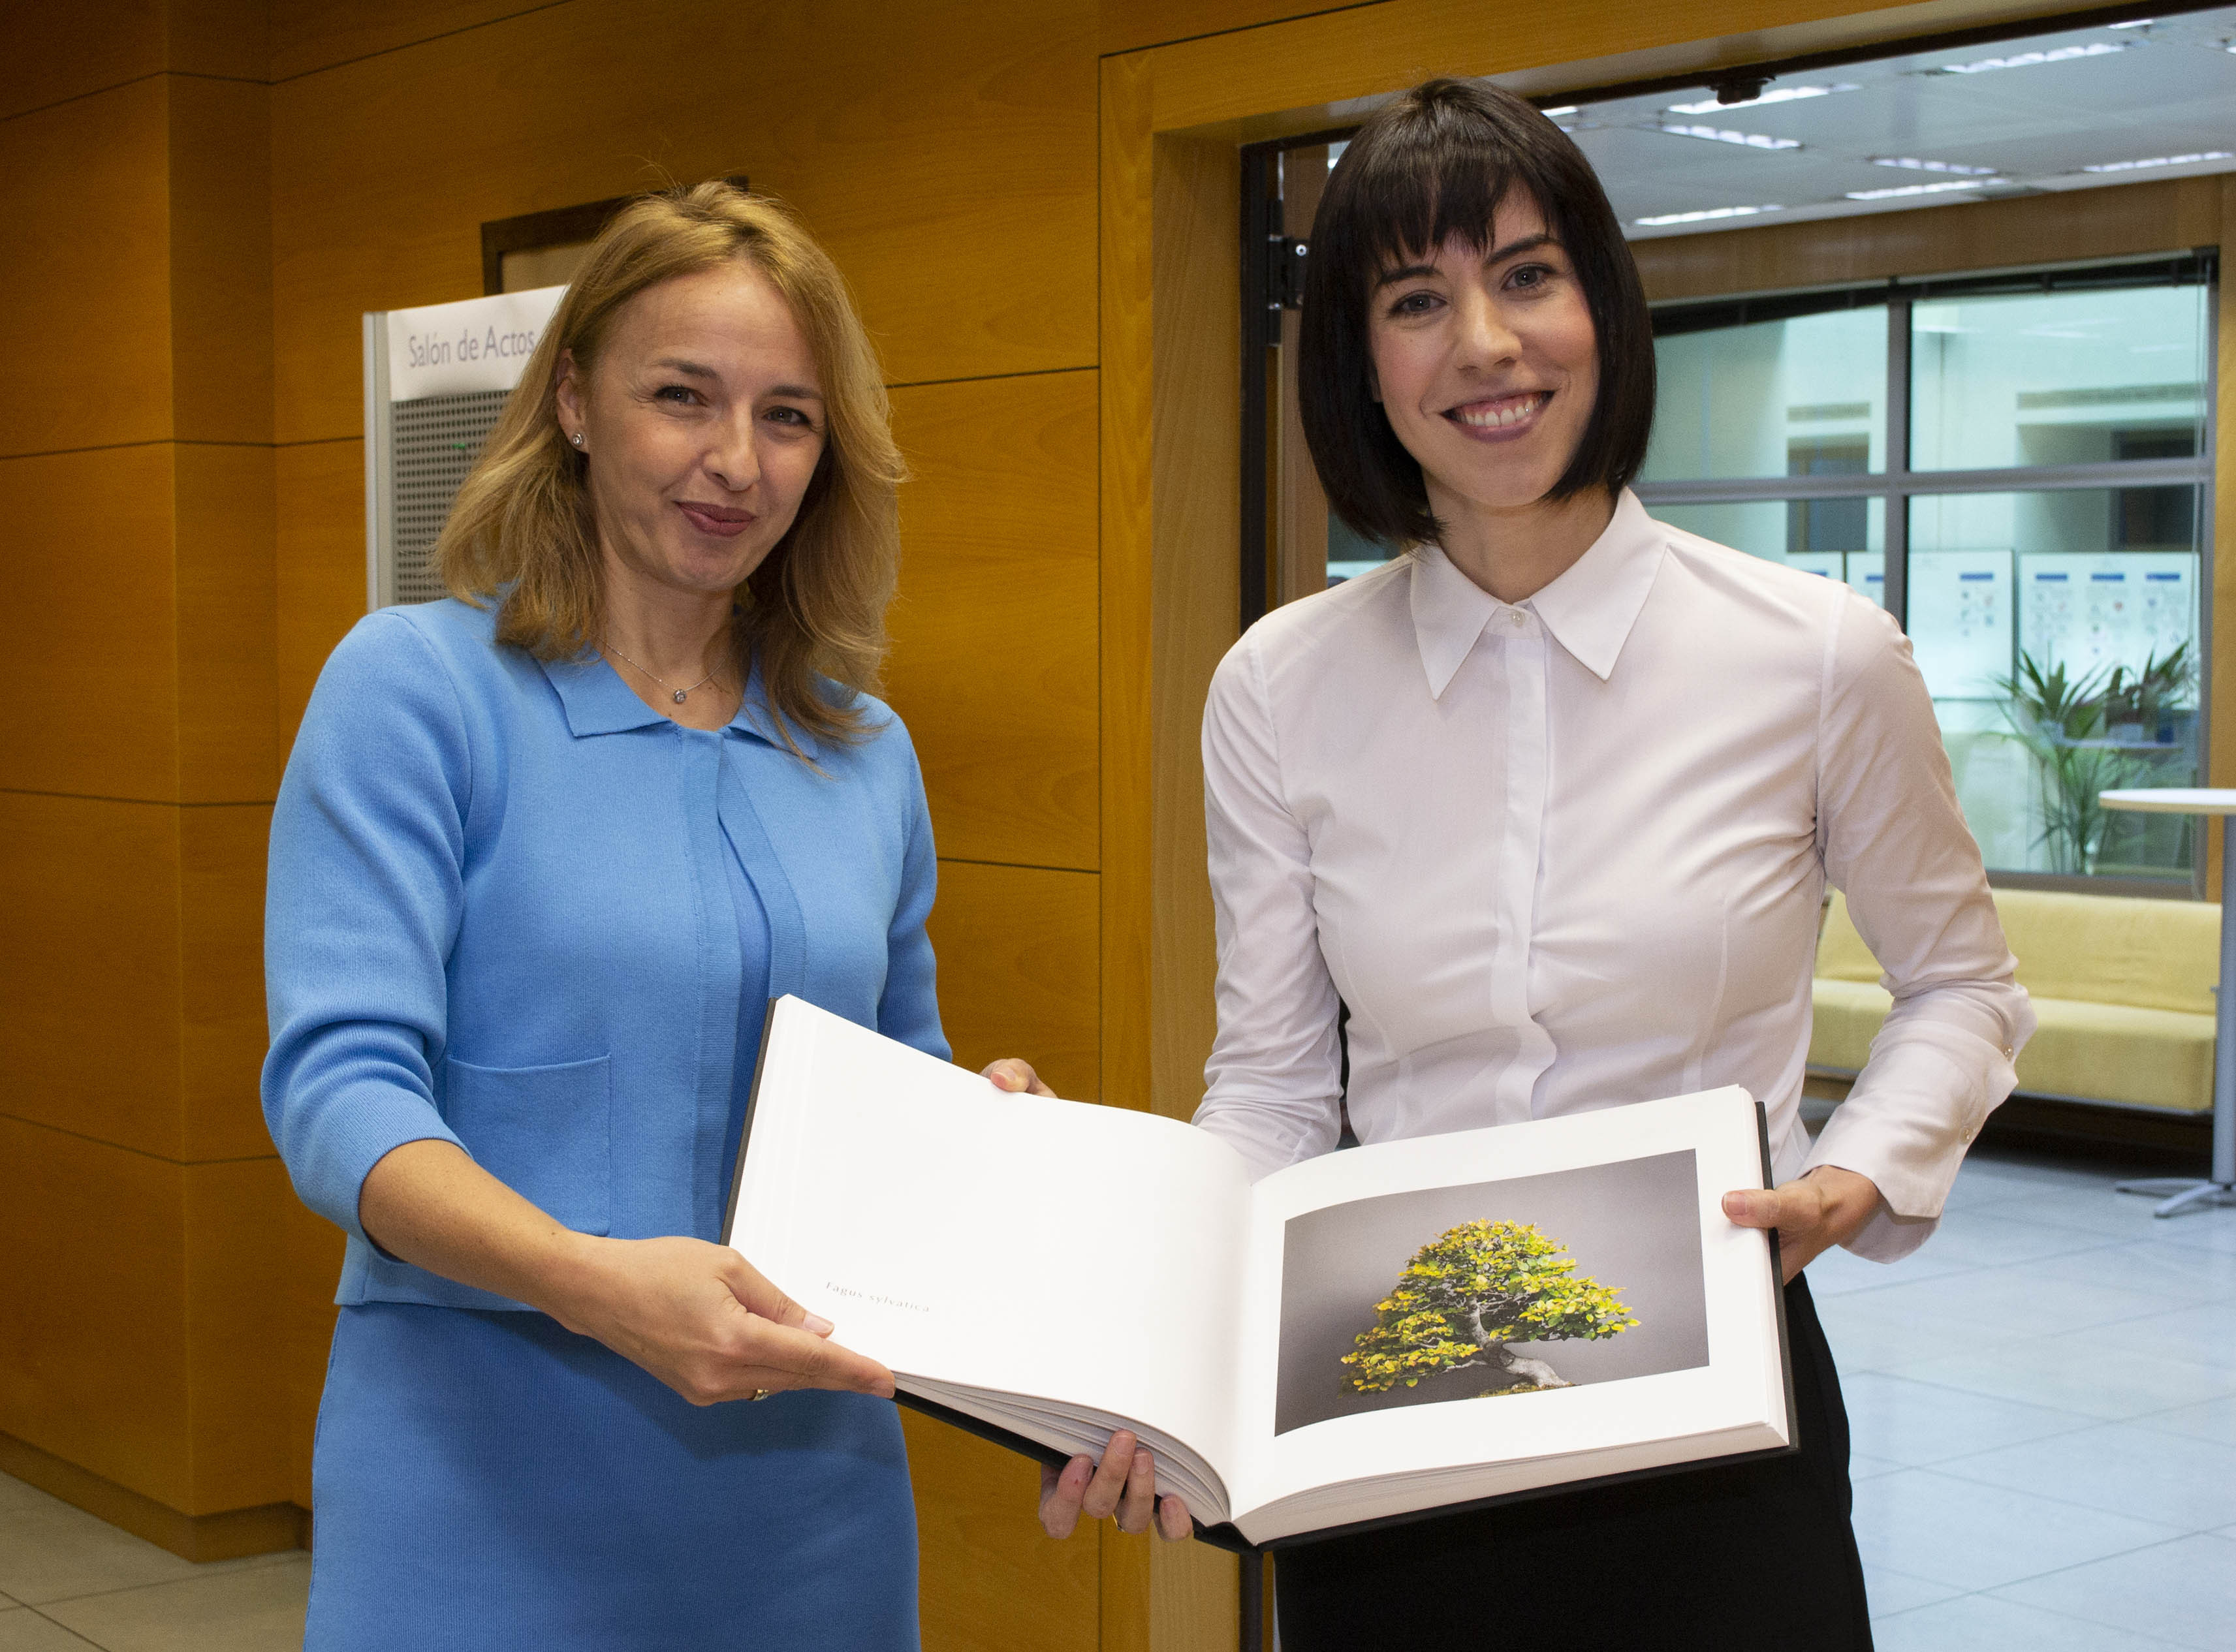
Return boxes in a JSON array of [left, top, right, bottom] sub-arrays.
[[1908, 550, 2012, 700], [383, 285, 566, 401], [2018, 552, 2197, 695]]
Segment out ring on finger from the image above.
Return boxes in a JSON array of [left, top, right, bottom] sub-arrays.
[[749, 1388, 774, 1402]]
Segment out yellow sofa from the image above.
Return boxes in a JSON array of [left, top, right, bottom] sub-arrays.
[[1812, 887, 2218, 1114]]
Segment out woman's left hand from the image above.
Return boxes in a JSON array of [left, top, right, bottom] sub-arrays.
[[981, 1058, 1058, 1098], [1722, 1166, 1882, 1283]]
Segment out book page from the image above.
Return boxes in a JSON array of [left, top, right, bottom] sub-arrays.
[[1228, 1090, 1785, 1529], [728, 998, 1256, 1503]]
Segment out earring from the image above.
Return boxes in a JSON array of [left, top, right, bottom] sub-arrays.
[[570, 430, 585, 449]]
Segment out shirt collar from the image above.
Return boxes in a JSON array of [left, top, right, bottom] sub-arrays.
[[539, 653, 823, 757], [1408, 488, 1665, 698]]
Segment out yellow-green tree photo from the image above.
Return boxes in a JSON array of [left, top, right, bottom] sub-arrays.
[[1343, 1219, 1639, 1397]]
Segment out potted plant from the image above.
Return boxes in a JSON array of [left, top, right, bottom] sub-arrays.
[[1993, 651, 2160, 874]]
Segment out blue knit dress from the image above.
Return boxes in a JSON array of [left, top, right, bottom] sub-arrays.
[[264, 600, 941, 1649]]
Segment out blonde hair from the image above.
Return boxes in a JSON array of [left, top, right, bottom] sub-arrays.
[[437, 181, 905, 751]]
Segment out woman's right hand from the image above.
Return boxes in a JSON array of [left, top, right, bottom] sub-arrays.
[[360, 1140, 892, 1407], [549, 1233, 896, 1406]]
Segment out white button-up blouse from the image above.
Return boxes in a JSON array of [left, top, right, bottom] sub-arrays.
[[1194, 490, 2034, 1262]]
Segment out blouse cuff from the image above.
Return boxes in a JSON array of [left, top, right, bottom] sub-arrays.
[[1191, 1095, 1339, 1181], [1803, 1023, 2017, 1262]]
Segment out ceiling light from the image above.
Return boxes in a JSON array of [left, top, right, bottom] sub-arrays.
[[1934, 41, 2131, 74], [1633, 204, 1784, 226], [1540, 105, 1579, 117], [1665, 83, 1856, 114], [2081, 149, 2233, 172], [2107, 16, 2155, 25], [1870, 156, 2000, 175], [1658, 123, 1802, 150], [1845, 178, 1991, 200]]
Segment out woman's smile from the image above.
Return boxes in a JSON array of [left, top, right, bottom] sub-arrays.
[[1445, 390, 1551, 437]]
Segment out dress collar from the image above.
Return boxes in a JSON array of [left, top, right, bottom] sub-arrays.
[[1408, 488, 1665, 698], [539, 652, 823, 757]]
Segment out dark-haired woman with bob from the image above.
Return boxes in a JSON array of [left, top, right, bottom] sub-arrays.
[[1048, 79, 2032, 1645]]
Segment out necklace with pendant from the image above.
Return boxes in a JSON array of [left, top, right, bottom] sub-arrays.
[[603, 641, 726, 706]]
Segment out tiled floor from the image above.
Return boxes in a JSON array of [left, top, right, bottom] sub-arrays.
[[1, 1142, 2229, 1650], [1816, 1144, 2236, 1650], [0, 1473, 307, 1651]]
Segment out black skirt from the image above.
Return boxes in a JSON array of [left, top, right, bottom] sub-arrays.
[[1272, 1274, 1872, 1652]]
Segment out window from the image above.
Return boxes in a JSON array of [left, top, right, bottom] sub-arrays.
[[1637, 259, 2214, 890]]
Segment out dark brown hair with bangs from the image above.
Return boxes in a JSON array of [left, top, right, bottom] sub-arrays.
[[1298, 78, 1655, 551]]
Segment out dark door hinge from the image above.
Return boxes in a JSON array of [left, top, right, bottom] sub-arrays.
[[1261, 194, 1308, 345]]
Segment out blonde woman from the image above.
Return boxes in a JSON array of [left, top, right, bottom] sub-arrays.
[[263, 183, 1049, 1648]]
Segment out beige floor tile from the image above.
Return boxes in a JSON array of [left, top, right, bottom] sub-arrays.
[[0, 1488, 204, 1608], [0, 1476, 304, 1611], [0, 1606, 102, 1650], [39, 1559, 310, 1652]]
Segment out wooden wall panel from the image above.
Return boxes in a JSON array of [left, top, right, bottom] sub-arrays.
[[927, 861, 1099, 1103], [0, 0, 163, 122], [183, 1157, 296, 1513], [164, 0, 274, 82], [0, 77, 172, 457], [0, 1117, 190, 1510], [1100, 51, 1157, 1123], [888, 371, 1099, 874], [1151, 1538, 1238, 1652], [167, 76, 274, 447], [176, 443, 280, 802], [903, 1410, 1100, 1652], [180, 805, 276, 1164], [0, 445, 180, 800], [276, 439, 370, 753], [268, 0, 565, 82], [1099, 0, 1372, 58], [1634, 176, 2228, 304], [269, 0, 1096, 445], [0, 793, 184, 1159]]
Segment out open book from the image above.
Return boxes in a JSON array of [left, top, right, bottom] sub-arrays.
[[725, 997, 1793, 1550]]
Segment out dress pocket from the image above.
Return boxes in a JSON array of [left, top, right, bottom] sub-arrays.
[[441, 1054, 613, 1236]]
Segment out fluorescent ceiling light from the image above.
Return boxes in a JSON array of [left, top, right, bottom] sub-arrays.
[[1633, 204, 1784, 226], [1935, 41, 2130, 73], [1665, 83, 1856, 114], [2081, 149, 2233, 172], [1540, 105, 1579, 117], [1871, 156, 2000, 175], [1657, 123, 1802, 150], [2108, 16, 2155, 25], [1845, 178, 1991, 200]]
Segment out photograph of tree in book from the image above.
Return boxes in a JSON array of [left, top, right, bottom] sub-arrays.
[[1276, 1152, 1708, 1435], [1342, 1220, 1639, 1397]]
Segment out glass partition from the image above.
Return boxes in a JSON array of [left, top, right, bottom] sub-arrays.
[[1631, 260, 2214, 890], [1642, 307, 1889, 482], [1651, 499, 1885, 589], [1910, 285, 2211, 473], [1912, 488, 2202, 879]]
